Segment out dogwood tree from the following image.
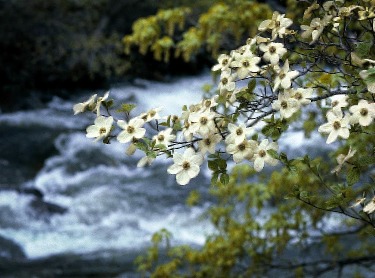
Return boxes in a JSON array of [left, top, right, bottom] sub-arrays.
[[74, 0, 375, 276]]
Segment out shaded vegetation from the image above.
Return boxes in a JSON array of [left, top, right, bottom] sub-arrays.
[[0, 0, 159, 110]]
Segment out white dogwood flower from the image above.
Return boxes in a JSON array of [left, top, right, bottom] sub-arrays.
[[290, 87, 313, 106], [198, 133, 222, 154], [141, 107, 163, 122], [200, 96, 218, 112], [225, 123, 253, 145], [273, 60, 299, 91], [73, 94, 97, 115], [331, 146, 356, 174], [230, 49, 261, 79], [86, 116, 113, 141], [349, 99, 375, 126], [226, 139, 257, 163], [272, 90, 300, 119], [137, 155, 156, 168], [212, 54, 232, 72], [363, 197, 375, 214], [258, 12, 293, 39], [218, 70, 236, 93], [189, 110, 217, 137], [349, 197, 366, 208], [153, 128, 176, 147], [318, 109, 350, 144], [95, 91, 109, 116], [259, 42, 287, 65], [359, 67, 375, 94], [117, 117, 146, 143], [167, 148, 204, 185], [180, 121, 192, 141], [330, 95, 348, 110], [252, 139, 278, 172], [301, 17, 326, 44]]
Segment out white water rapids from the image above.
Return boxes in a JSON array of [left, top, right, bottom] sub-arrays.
[[0, 73, 325, 260]]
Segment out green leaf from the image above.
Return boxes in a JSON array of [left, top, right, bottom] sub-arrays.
[[135, 141, 148, 152], [299, 191, 308, 199], [347, 167, 360, 186], [104, 99, 114, 109], [154, 143, 167, 150], [219, 173, 229, 185], [358, 155, 375, 167], [217, 159, 227, 171], [211, 171, 219, 185], [356, 42, 371, 58], [208, 160, 218, 171], [158, 122, 169, 127], [279, 152, 288, 164], [247, 79, 256, 92], [117, 103, 136, 113], [267, 149, 279, 160], [302, 155, 310, 166]]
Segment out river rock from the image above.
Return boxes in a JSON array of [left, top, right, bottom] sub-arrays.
[[0, 234, 26, 261]]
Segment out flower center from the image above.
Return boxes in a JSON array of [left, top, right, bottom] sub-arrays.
[[238, 142, 246, 151], [332, 100, 338, 107], [279, 72, 286, 79], [360, 108, 368, 116], [222, 77, 228, 85], [222, 59, 228, 66], [242, 60, 250, 68], [200, 117, 208, 125], [259, 150, 266, 157], [236, 128, 243, 136], [269, 45, 276, 53], [149, 110, 156, 117], [157, 134, 165, 141], [281, 101, 288, 109], [312, 25, 320, 30], [127, 126, 135, 134], [204, 138, 211, 146], [99, 127, 107, 135], [182, 161, 190, 170], [294, 92, 302, 99], [275, 21, 280, 28], [204, 100, 212, 108], [333, 121, 341, 130]]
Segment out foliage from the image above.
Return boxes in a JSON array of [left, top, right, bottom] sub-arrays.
[[74, 0, 375, 276], [136, 163, 375, 277], [123, 0, 272, 62], [0, 0, 161, 109]]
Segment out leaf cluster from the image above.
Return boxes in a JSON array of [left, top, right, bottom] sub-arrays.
[[123, 0, 272, 62]]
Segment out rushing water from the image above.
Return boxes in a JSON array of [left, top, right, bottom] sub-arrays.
[[0, 74, 217, 266], [0, 73, 327, 276]]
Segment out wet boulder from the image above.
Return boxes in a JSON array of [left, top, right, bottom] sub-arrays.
[[0, 235, 26, 261]]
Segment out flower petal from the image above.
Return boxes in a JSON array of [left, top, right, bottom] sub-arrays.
[[167, 164, 182, 174], [176, 171, 191, 185]]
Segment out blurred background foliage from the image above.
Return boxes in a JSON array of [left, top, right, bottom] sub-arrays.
[[0, 0, 277, 111], [0, 0, 156, 110], [123, 0, 272, 63]]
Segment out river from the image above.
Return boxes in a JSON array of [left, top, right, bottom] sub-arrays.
[[0, 73, 326, 277], [0, 73, 221, 276]]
